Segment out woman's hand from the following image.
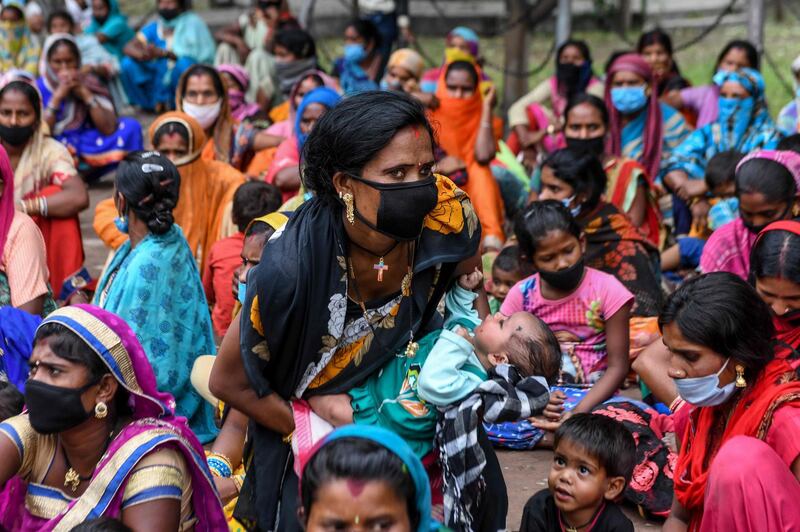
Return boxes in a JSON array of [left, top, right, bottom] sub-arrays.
[[482, 84, 497, 111], [214, 477, 240, 505], [691, 198, 710, 233]]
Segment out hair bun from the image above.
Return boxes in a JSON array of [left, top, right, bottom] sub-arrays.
[[145, 200, 175, 235]]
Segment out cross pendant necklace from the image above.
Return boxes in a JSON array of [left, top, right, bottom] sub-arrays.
[[348, 238, 400, 283], [373, 257, 389, 281]]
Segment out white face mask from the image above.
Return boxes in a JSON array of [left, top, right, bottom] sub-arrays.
[[182, 99, 222, 130]]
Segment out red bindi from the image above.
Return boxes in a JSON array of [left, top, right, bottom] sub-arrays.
[[412, 124, 420, 138], [346, 478, 366, 497]]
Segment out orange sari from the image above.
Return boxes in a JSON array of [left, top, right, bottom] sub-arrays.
[[429, 66, 505, 243], [94, 112, 245, 273]]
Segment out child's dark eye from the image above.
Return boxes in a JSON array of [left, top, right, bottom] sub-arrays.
[[579, 466, 590, 475], [554, 456, 566, 467]]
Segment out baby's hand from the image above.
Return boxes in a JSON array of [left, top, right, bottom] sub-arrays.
[[458, 267, 483, 291], [453, 325, 474, 345]]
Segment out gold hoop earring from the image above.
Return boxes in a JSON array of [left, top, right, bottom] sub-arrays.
[[95, 401, 108, 419], [342, 193, 355, 225], [735, 364, 747, 388]]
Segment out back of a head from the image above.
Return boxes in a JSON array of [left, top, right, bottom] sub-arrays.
[[506, 314, 562, 384], [115, 151, 181, 235], [555, 413, 636, 482], [735, 157, 797, 203], [751, 225, 800, 286], [705, 150, 744, 191], [659, 272, 775, 381], [514, 200, 582, 260], [493, 245, 521, 273], [778, 134, 800, 155], [0, 381, 24, 421], [543, 148, 607, 212], [232, 181, 282, 233]]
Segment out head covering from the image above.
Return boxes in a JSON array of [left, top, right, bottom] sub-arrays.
[[245, 211, 289, 235], [0, 144, 13, 266], [24, 1, 41, 19], [388, 48, 425, 80], [605, 53, 663, 181], [38, 33, 81, 90], [713, 67, 765, 97], [301, 425, 435, 532], [217, 64, 261, 122], [737, 149, 800, 194], [0, 307, 40, 391], [294, 87, 341, 150], [447, 26, 479, 57], [2, 0, 24, 13], [176, 67, 234, 163]]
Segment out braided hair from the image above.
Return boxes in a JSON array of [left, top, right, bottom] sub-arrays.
[[115, 151, 180, 235]]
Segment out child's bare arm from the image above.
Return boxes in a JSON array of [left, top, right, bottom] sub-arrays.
[[307, 394, 354, 427]]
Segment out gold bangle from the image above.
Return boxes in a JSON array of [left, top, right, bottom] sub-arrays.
[[232, 474, 244, 493], [282, 431, 293, 444]]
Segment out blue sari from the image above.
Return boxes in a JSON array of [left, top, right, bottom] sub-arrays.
[[84, 0, 135, 59], [621, 102, 690, 183], [119, 13, 215, 111], [93, 225, 218, 443]]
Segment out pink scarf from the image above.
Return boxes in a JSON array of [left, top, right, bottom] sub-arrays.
[[0, 144, 14, 267]]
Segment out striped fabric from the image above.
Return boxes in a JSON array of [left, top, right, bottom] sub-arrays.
[[1, 212, 48, 307]]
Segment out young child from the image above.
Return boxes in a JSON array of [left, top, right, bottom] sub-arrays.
[[202, 181, 281, 338], [520, 413, 635, 532], [488, 244, 526, 314], [705, 150, 744, 231], [504, 200, 633, 418]]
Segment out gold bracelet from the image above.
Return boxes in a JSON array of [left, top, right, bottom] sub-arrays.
[[282, 431, 293, 444], [231, 474, 244, 493]]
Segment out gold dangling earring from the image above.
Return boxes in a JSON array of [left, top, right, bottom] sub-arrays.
[[735, 364, 747, 388], [94, 401, 108, 419], [343, 193, 355, 225]]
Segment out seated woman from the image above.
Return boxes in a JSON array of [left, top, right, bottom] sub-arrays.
[[563, 93, 660, 246], [538, 147, 663, 318], [0, 79, 88, 292], [85, 0, 135, 60], [700, 149, 798, 279], [636, 29, 690, 104], [0, 0, 39, 76], [659, 273, 800, 531], [120, 0, 215, 112], [217, 63, 262, 124], [778, 55, 800, 137], [664, 68, 780, 229], [175, 64, 235, 164], [420, 26, 490, 93], [271, 27, 318, 117], [380, 48, 437, 108], [430, 60, 505, 250], [0, 145, 51, 316], [37, 34, 143, 179], [266, 87, 340, 203], [605, 53, 690, 184], [94, 112, 244, 274], [508, 39, 603, 166], [0, 305, 226, 530], [94, 151, 218, 443], [332, 19, 381, 95]]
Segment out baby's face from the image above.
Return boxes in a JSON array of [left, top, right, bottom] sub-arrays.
[[473, 312, 531, 367]]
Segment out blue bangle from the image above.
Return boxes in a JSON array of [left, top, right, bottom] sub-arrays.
[[207, 456, 232, 478]]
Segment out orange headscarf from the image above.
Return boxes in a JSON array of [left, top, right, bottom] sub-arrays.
[[93, 113, 245, 273], [429, 62, 505, 243]]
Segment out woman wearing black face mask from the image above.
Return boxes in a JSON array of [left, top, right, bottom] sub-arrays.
[[507, 39, 602, 168], [700, 149, 799, 280], [564, 93, 660, 245], [0, 79, 88, 293], [208, 91, 498, 532], [0, 305, 228, 530]]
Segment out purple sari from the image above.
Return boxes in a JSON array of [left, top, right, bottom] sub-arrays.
[[0, 305, 226, 531]]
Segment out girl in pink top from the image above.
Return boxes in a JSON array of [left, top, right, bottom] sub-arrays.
[[502, 200, 633, 417]]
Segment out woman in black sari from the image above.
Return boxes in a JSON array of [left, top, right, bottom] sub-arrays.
[[209, 91, 497, 531]]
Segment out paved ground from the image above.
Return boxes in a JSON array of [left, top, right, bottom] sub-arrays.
[[79, 181, 657, 530]]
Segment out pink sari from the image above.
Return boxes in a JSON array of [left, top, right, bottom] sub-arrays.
[[0, 305, 227, 531], [699, 218, 757, 280]]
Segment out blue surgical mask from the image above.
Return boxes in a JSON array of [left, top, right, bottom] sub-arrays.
[[344, 43, 366, 63], [114, 216, 129, 234], [610, 86, 648, 114], [561, 194, 581, 218], [237, 281, 247, 305], [673, 358, 737, 407]]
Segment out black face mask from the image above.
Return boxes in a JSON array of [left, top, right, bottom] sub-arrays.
[[556, 62, 582, 91], [565, 136, 605, 157], [347, 174, 439, 241], [25, 379, 96, 434], [158, 7, 181, 20], [94, 14, 109, 24], [539, 258, 585, 292], [0, 123, 35, 147]]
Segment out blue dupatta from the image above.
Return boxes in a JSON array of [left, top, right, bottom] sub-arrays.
[[85, 0, 134, 59], [93, 225, 218, 443], [0, 307, 40, 392]]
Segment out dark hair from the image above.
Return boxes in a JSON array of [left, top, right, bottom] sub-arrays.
[[542, 147, 607, 212], [736, 158, 797, 203], [493, 245, 521, 273], [347, 19, 382, 49], [637, 28, 673, 56], [705, 150, 744, 192], [716, 39, 759, 72], [244, 221, 275, 239], [554, 413, 636, 482], [232, 181, 282, 232], [274, 27, 316, 59], [46, 9, 74, 32], [116, 151, 181, 235], [444, 60, 479, 89], [0, 381, 24, 421], [302, 91, 433, 204], [514, 200, 582, 260], [68, 517, 133, 532], [565, 93, 609, 127], [557, 39, 592, 65], [301, 437, 419, 528], [180, 64, 224, 99], [659, 272, 775, 382], [0, 80, 42, 123], [47, 37, 81, 65], [153, 121, 190, 146], [506, 315, 562, 384], [1, 4, 23, 19], [34, 323, 132, 416], [777, 134, 800, 154], [751, 228, 800, 286]]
